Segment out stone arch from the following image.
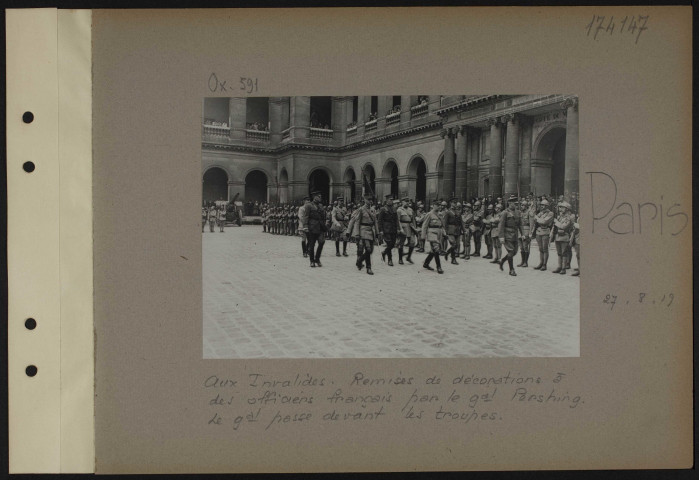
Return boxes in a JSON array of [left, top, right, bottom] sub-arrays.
[[407, 153, 429, 175], [381, 159, 400, 198], [307, 166, 333, 203], [532, 124, 567, 196], [278, 168, 290, 203], [343, 166, 357, 203], [381, 158, 400, 178], [202, 166, 229, 204], [360, 162, 377, 197], [244, 169, 268, 204], [203, 164, 233, 180]]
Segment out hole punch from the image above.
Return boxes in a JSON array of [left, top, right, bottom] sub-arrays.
[[22, 162, 35, 173], [22, 111, 34, 123], [25, 318, 36, 330], [25, 365, 38, 377]]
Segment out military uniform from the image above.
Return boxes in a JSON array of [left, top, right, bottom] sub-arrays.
[[421, 205, 446, 274], [202, 207, 208, 233], [533, 200, 554, 271], [217, 206, 227, 232], [346, 197, 380, 275], [459, 204, 474, 259], [331, 200, 350, 257], [471, 202, 484, 256], [303, 193, 327, 267], [490, 206, 503, 264], [378, 196, 401, 266], [517, 201, 536, 267], [551, 202, 574, 274], [482, 206, 494, 259], [298, 198, 310, 257], [497, 195, 524, 275], [442, 201, 462, 265], [414, 205, 426, 252], [396, 197, 417, 264], [207, 206, 217, 233], [570, 214, 580, 276]]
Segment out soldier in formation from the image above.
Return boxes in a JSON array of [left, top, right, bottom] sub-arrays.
[[298, 196, 310, 257], [217, 204, 227, 232], [378, 194, 401, 266], [421, 201, 446, 274], [482, 204, 494, 259], [415, 202, 426, 252], [396, 196, 417, 264], [517, 199, 535, 268], [346, 194, 380, 275], [460, 202, 473, 260], [442, 199, 462, 265], [471, 200, 483, 257], [331, 198, 350, 257], [532, 198, 554, 270], [302, 191, 327, 268], [551, 201, 575, 275]]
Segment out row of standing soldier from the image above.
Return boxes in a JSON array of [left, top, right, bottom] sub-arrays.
[[257, 193, 580, 277]]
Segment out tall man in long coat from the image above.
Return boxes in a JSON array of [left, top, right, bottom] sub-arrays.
[[378, 194, 401, 267], [497, 195, 524, 276], [302, 191, 327, 268]]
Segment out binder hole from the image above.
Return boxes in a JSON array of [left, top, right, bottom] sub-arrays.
[[23, 111, 34, 123], [25, 318, 36, 330], [26, 365, 38, 377], [23, 162, 35, 173]]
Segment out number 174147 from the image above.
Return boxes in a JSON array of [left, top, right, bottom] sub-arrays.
[[585, 15, 649, 44]]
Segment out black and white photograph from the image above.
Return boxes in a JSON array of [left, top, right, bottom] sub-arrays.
[[202, 95, 580, 359]]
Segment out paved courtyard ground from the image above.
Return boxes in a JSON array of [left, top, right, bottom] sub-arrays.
[[203, 226, 579, 359]]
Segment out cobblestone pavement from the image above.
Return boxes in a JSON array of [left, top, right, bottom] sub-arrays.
[[203, 226, 579, 359]]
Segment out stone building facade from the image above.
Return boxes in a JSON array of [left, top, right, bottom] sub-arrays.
[[202, 95, 578, 205]]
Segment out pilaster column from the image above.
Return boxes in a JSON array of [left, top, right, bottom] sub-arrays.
[[400, 95, 412, 125], [288, 180, 308, 202], [398, 175, 417, 200], [374, 177, 391, 201], [519, 116, 533, 196], [487, 118, 503, 196], [425, 172, 440, 202], [290, 96, 310, 140], [455, 125, 468, 201], [269, 97, 284, 146], [441, 127, 456, 199], [428, 95, 440, 114], [503, 113, 520, 197], [357, 97, 367, 136], [377, 96, 389, 130], [562, 97, 579, 197], [466, 128, 481, 199], [354, 180, 363, 202], [227, 180, 245, 203], [332, 97, 350, 145], [228, 98, 247, 140]]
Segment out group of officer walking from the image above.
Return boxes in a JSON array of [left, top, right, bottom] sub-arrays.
[[252, 191, 580, 278]]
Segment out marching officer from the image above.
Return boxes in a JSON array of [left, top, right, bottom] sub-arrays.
[[497, 195, 524, 276], [471, 200, 483, 257], [482, 204, 494, 259], [396, 196, 417, 265], [415, 202, 427, 252], [421, 201, 447, 274], [490, 204, 503, 264], [532, 198, 554, 271], [460, 202, 474, 260], [551, 201, 574, 274], [331, 198, 350, 257], [346, 194, 380, 275], [442, 198, 462, 265], [378, 194, 401, 266], [298, 196, 311, 257], [302, 191, 327, 267]]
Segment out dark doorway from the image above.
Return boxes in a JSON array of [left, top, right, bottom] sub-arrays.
[[362, 164, 376, 198], [245, 170, 268, 203], [416, 159, 426, 202], [390, 163, 399, 198], [203, 167, 228, 204], [308, 169, 330, 203], [551, 136, 566, 198], [344, 168, 357, 203]]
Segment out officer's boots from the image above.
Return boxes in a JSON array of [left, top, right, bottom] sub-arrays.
[[315, 243, 324, 267], [365, 252, 373, 275], [336, 240, 341, 256], [342, 242, 348, 257], [552, 255, 562, 274], [434, 253, 444, 274], [451, 248, 459, 265], [398, 247, 404, 265], [423, 252, 434, 271], [405, 247, 414, 264]]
